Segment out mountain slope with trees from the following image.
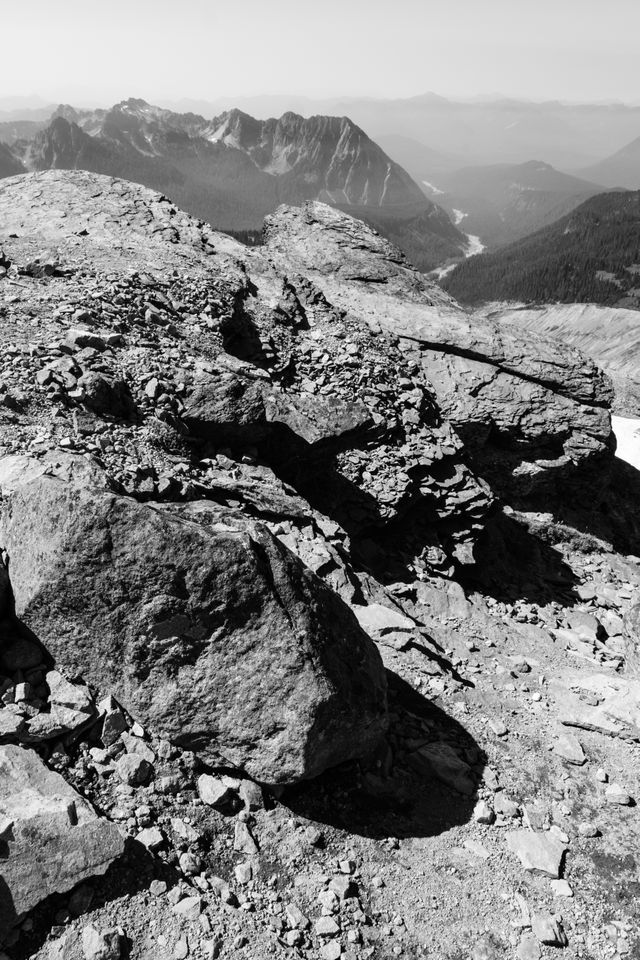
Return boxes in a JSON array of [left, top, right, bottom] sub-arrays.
[[444, 189, 640, 306]]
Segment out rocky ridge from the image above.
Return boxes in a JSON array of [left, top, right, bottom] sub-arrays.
[[0, 170, 638, 960]]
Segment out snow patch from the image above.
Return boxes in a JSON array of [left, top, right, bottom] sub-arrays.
[[613, 416, 640, 471]]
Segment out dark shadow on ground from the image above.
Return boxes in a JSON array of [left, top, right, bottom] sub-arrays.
[[463, 510, 581, 607], [281, 669, 485, 840]]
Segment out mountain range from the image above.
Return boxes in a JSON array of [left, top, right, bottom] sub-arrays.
[[444, 190, 640, 306], [0, 98, 467, 271], [150, 93, 640, 171]]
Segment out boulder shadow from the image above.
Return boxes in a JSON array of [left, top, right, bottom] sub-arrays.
[[281, 669, 485, 840], [464, 510, 581, 607]]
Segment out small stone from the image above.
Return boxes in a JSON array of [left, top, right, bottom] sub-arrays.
[[330, 875, 354, 899], [285, 903, 310, 930], [473, 799, 495, 824], [320, 944, 341, 960], [553, 733, 586, 765], [494, 794, 519, 818], [488, 718, 508, 737], [179, 852, 202, 876], [234, 819, 258, 855], [506, 830, 566, 877], [550, 879, 573, 897], [82, 926, 122, 960], [173, 938, 188, 960], [115, 754, 153, 787], [150, 880, 167, 896], [173, 896, 202, 922], [578, 821, 600, 837], [605, 783, 633, 805], [595, 768, 608, 782], [234, 862, 253, 884], [197, 773, 239, 809], [315, 916, 340, 937], [136, 827, 164, 850], [239, 779, 264, 810], [517, 933, 541, 960], [531, 914, 568, 946]]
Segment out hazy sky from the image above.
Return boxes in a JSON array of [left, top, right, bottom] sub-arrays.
[[3, 0, 640, 106]]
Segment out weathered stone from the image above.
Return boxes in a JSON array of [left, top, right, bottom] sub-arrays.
[[0, 744, 124, 942], [1, 465, 387, 785], [531, 914, 568, 947], [82, 926, 122, 960], [197, 774, 239, 809], [114, 754, 153, 787], [506, 830, 566, 877], [553, 733, 586, 765]]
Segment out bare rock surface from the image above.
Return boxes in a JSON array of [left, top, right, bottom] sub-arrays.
[[0, 744, 124, 940], [264, 201, 614, 502]]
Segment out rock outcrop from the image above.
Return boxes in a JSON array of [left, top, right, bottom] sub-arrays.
[[263, 201, 614, 503], [0, 743, 124, 941]]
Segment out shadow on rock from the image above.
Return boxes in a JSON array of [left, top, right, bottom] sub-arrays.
[[8, 840, 182, 960], [281, 669, 485, 840]]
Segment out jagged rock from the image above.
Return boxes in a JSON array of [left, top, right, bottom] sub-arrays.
[[182, 371, 268, 444], [0, 744, 124, 943], [264, 201, 613, 505], [1, 458, 387, 784]]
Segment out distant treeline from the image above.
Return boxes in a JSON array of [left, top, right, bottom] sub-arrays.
[[444, 190, 640, 306]]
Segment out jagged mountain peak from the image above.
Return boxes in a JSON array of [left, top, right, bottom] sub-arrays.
[[1, 98, 468, 270]]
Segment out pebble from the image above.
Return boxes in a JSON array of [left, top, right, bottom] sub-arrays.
[[605, 783, 633, 805]]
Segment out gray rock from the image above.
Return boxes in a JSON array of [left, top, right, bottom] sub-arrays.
[[553, 733, 586, 765], [0, 745, 124, 942], [531, 914, 568, 946], [197, 773, 239, 809], [506, 830, 566, 877], [1, 463, 387, 785], [114, 754, 153, 787], [82, 926, 122, 960]]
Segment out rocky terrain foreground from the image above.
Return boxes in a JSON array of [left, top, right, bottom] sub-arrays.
[[0, 170, 639, 960]]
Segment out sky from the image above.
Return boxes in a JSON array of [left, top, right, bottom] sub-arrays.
[[3, 0, 640, 107]]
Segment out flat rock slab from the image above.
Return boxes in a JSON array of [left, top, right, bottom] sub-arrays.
[[506, 830, 566, 878], [0, 744, 124, 942]]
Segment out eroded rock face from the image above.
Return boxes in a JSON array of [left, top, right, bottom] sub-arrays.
[[0, 461, 388, 784], [0, 744, 124, 942], [263, 201, 614, 504]]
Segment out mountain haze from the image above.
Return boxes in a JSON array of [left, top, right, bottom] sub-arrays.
[[5, 98, 466, 271], [432, 160, 604, 248], [582, 135, 640, 189]]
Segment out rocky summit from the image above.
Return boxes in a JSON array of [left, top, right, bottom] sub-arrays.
[[0, 169, 639, 960]]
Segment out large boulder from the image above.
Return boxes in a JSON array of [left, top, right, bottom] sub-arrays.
[[0, 744, 124, 942], [0, 461, 387, 784]]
